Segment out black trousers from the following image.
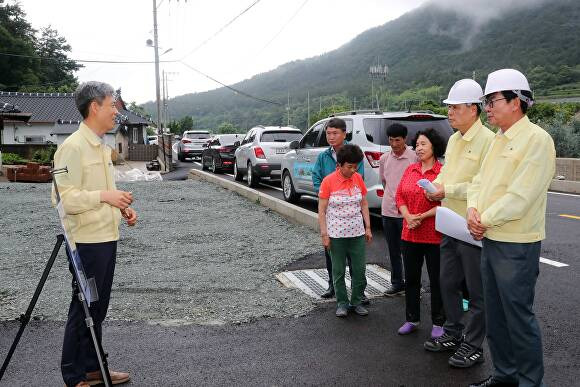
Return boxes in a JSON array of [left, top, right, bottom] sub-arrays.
[[440, 236, 485, 348], [381, 216, 405, 288], [402, 241, 445, 326], [61, 241, 117, 387]]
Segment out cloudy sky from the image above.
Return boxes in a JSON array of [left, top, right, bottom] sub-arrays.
[[19, 0, 428, 104]]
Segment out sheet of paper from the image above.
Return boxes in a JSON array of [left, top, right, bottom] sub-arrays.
[[435, 207, 482, 247], [417, 178, 437, 193]]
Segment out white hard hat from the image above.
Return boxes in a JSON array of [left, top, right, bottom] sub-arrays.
[[443, 79, 483, 104], [484, 68, 534, 106]]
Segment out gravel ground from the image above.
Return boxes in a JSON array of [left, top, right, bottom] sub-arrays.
[[0, 180, 321, 325]]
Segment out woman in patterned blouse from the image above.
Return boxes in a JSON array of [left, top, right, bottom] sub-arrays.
[[395, 128, 447, 338], [318, 144, 373, 318]]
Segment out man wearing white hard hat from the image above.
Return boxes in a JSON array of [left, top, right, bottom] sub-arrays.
[[466, 69, 555, 387], [423, 79, 494, 369]]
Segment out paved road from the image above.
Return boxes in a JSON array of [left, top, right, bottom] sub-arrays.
[[1, 160, 578, 386]]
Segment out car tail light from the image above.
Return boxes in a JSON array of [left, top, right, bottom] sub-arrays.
[[364, 151, 383, 168], [182, 139, 191, 144], [377, 189, 384, 197], [217, 147, 229, 152], [408, 114, 433, 120], [254, 147, 266, 159]]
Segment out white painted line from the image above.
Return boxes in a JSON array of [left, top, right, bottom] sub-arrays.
[[225, 173, 234, 177], [368, 264, 392, 281], [540, 257, 569, 268], [259, 182, 283, 192], [304, 270, 330, 290], [193, 162, 202, 166], [548, 191, 580, 198], [365, 276, 388, 294], [283, 272, 319, 299]]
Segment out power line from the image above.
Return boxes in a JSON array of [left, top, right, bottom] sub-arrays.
[[179, 60, 281, 106], [179, 0, 262, 61], [258, 0, 309, 54], [0, 51, 179, 64]]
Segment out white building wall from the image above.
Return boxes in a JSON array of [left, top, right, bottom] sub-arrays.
[[2, 122, 58, 144]]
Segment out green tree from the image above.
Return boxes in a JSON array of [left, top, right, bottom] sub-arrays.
[[0, 2, 79, 91], [32, 26, 81, 92], [128, 101, 151, 119], [0, 0, 39, 89], [217, 122, 239, 134], [309, 104, 350, 126]]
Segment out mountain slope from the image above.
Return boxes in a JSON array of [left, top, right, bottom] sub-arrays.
[[144, 0, 580, 130]]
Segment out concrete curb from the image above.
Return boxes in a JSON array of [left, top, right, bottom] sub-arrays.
[[550, 179, 580, 195], [188, 169, 320, 231]]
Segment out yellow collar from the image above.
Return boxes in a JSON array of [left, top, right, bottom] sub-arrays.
[[79, 122, 104, 147], [461, 119, 483, 142], [503, 115, 530, 140]]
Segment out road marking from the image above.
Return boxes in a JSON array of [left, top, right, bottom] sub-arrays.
[[548, 191, 580, 198], [559, 214, 580, 220], [194, 162, 201, 166], [225, 173, 234, 177], [277, 264, 392, 300], [259, 182, 283, 192], [540, 257, 569, 268]]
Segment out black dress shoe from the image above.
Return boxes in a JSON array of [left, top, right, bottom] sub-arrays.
[[468, 376, 518, 387], [321, 287, 335, 298], [361, 294, 370, 305]]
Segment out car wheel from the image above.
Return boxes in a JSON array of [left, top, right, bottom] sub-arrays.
[[282, 171, 300, 203], [247, 161, 260, 188], [211, 157, 221, 174], [233, 159, 244, 181]]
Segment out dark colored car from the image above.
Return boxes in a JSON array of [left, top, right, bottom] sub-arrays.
[[200, 134, 245, 173]]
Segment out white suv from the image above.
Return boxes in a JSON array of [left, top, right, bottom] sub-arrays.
[[233, 126, 303, 187], [280, 111, 453, 209], [177, 130, 211, 161]]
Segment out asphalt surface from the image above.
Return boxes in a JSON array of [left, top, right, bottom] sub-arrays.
[[1, 160, 579, 386]]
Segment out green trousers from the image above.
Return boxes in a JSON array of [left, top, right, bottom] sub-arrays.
[[329, 236, 366, 307]]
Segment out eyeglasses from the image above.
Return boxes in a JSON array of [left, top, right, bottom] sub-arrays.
[[483, 97, 507, 108]]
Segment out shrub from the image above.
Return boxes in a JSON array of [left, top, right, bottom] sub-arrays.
[[31, 146, 57, 165], [1, 152, 27, 165]]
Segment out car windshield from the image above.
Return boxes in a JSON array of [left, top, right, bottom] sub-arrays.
[[217, 135, 242, 146], [185, 132, 210, 139], [362, 117, 453, 145], [260, 131, 302, 143]]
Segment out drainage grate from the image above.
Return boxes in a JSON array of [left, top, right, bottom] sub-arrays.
[[276, 264, 392, 300]]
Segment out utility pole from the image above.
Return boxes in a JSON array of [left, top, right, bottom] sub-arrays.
[[162, 70, 166, 131], [287, 91, 290, 126], [307, 91, 310, 129], [152, 0, 167, 171]]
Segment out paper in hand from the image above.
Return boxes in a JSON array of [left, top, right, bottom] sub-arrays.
[[435, 207, 482, 247], [417, 178, 437, 193]]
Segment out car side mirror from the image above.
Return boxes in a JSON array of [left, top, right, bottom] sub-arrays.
[[289, 140, 299, 149], [234, 141, 240, 147]]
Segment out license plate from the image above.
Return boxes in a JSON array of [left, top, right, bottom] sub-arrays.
[[275, 148, 288, 154]]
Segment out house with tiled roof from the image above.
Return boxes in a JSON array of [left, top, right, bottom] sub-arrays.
[[0, 90, 152, 160]]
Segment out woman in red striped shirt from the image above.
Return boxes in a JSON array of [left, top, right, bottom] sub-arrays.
[[395, 128, 447, 338]]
